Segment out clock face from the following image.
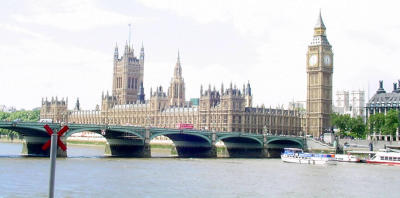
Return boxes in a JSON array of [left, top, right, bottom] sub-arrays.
[[323, 55, 331, 65], [309, 55, 317, 66]]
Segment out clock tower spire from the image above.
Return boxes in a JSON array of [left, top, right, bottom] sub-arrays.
[[306, 11, 334, 137]]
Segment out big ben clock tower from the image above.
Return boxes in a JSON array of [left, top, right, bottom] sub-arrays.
[[306, 11, 333, 137]]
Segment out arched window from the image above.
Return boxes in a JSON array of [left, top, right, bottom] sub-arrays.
[[135, 79, 138, 89]]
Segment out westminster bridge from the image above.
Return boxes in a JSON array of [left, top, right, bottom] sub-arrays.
[[0, 121, 305, 158]]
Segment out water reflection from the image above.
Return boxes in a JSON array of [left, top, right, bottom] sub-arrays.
[[0, 142, 399, 198]]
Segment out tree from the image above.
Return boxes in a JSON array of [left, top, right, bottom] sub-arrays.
[[0, 112, 10, 121], [349, 116, 366, 138], [367, 114, 376, 134], [368, 113, 385, 134], [331, 113, 351, 137], [331, 113, 367, 138], [382, 110, 399, 136], [7, 110, 40, 122], [0, 110, 40, 138]]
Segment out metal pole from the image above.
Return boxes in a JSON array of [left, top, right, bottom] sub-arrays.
[[48, 133, 57, 198]]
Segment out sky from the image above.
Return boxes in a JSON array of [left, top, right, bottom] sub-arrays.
[[1, 0, 400, 110]]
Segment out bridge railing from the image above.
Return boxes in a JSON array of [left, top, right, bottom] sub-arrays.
[[0, 121, 306, 140]]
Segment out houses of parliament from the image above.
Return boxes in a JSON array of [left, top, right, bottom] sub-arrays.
[[40, 13, 333, 137]]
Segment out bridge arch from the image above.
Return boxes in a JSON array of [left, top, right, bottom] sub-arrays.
[[265, 137, 304, 157], [0, 123, 60, 156], [150, 129, 212, 144], [266, 138, 304, 148], [217, 134, 264, 158], [150, 129, 214, 157], [65, 128, 144, 140], [0, 125, 48, 137], [65, 127, 147, 157], [217, 135, 263, 146]]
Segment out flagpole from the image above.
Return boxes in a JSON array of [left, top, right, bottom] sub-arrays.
[[48, 133, 57, 198]]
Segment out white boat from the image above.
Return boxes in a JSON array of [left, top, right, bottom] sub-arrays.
[[367, 149, 400, 165], [281, 148, 337, 165], [335, 154, 360, 162]]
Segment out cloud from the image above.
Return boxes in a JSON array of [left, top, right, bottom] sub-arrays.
[[0, 23, 47, 40], [13, 0, 155, 31], [3, 0, 400, 110], [138, 0, 400, 104], [137, 0, 313, 36], [0, 35, 111, 110]]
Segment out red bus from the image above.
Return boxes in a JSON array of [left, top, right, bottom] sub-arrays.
[[177, 123, 194, 130]]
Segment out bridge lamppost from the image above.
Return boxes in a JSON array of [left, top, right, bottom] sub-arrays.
[[263, 125, 267, 135], [144, 113, 151, 145], [263, 125, 267, 140]]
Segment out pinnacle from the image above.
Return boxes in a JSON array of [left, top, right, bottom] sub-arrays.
[[315, 10, 326, 29]]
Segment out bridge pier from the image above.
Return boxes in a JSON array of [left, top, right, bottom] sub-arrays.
[[227, 148, 264, 158], [221, 137, 264, 158], [175, 145, 217, 158], [163, 133, 217, 158], [261, 134, 283, 158], [263, 148, 282, 158], [104, 139, 150, 157], [22, 136, 67, 157]]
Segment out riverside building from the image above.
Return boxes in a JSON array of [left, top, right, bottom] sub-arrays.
[[40, 13, 335, 136], [40, 44, 302, 135], [366, 80, 400, 141]]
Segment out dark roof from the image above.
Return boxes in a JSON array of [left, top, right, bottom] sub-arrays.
[[367, 92, 400, 105]]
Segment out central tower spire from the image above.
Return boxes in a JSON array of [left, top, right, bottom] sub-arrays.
[[112, 28, 144, 104], [174, 50, 182, 78], [168, 50, 186, 107]]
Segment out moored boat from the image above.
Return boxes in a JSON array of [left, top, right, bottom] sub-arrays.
[[335, 154, 360, 162], [366, 149, 400, 165], [281, 148, 337, 165]]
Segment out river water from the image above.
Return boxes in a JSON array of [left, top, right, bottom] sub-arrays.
[[0, 142, 399, 198]]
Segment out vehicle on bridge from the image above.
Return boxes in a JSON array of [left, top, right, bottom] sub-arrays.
[[39, 119, 53, 123], [281, 148, 337, 165], [176, 123, 193, 130]]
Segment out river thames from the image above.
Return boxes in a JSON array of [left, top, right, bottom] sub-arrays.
[[0, 142, 399, 198]]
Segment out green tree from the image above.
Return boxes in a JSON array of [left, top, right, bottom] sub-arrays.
[[332, 113, 367, 138], [331, 113, 351, 137], [382, 110, 399, 136], [7, 110, 40, 122], [368, 113, 385, 134], [367, 114, 376, 134], [0, 112, 10, 121], [349, 116, 366, 138], [374, 113, 386, 134], [0, 110, 40, 138]]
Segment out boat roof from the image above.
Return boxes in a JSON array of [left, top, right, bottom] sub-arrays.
[[284, 148, 303, 151], [347, 151, 376, 154], [375, 152, 400, 157]]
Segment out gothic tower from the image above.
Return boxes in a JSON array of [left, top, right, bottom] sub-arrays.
[[245, 81, 252, 107], [112, 42, 145, 104], [168, 51, 186, 107], [306, 11, 334, 137]]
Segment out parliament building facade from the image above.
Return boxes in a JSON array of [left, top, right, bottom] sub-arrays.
[[40, 13, 334, 136]]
